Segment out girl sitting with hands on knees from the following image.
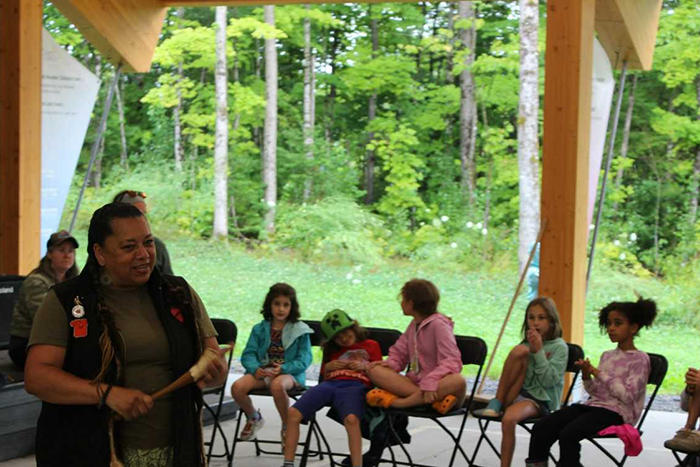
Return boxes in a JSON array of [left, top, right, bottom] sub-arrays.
[[473, 297, 568, 467], [232, 283, 313, 450], [366, 278, 466, 414], [525, 298, 657, 467]]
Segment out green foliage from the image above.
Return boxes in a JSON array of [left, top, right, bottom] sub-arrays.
[[368, 118, 425, 221], [272, 197, 387, 264]]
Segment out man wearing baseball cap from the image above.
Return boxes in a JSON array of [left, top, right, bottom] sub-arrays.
[[8, 230, 79, 369]]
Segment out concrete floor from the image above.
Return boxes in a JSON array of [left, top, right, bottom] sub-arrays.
[[0, 374, 688, 467]]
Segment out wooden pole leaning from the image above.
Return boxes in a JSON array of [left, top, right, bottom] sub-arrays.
[[476, 218, 548, 396]]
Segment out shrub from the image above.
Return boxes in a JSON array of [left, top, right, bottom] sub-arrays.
[[272, 197, 388, 265]]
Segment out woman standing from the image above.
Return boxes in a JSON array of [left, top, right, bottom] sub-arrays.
[[9, 230, 79, 369], [24, 203, 227, 467]]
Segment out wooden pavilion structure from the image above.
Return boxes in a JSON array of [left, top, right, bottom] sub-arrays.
[[0, 0, 663, 346]]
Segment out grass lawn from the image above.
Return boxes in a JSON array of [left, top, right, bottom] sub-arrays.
[[163, 236, 695, 394], [66, 231, 697, 394]]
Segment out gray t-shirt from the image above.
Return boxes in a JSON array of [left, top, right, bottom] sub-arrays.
[[29, 283, 217, 449]]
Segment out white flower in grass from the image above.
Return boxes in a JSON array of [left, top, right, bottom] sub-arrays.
[[614, 240, 621, 246], [630, 233, 637, 242], [466, 221, 474, 229], [425, 208, 431, 213], [619, 253, 626, 261], [352, 279, 361, 285], [267, 200, 276, 207], [420, 221, 426, 226], [441, 215, 449, 222], [432, 219, 442, 227], [476, 222, 483, 229], [482, 228, 488, 235], [354, 265, 362, 272], [589, 224, 595, 230], [450, 242, 458, 249], [346, 272, 353, 280]]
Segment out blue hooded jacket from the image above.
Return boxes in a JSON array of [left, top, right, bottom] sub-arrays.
[[240, 319, 313, 386]]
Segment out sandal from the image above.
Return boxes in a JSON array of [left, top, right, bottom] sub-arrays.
[[432, 395, 458, 414], [366, 388, 398, 409]]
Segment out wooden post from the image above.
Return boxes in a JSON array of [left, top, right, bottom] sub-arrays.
[[0, 0, 42, 275], [539, 0, 595, 346]]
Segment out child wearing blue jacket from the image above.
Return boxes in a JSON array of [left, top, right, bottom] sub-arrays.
[[231, 283, 313, 450]]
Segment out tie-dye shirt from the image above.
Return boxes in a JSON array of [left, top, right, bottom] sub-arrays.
[[583, 348, 650, 425]]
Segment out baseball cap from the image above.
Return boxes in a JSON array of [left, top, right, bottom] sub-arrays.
[[47, 230, 79, 250], [321, 309, 355, 340]]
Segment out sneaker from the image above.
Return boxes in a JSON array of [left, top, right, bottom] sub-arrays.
[[665, 428, 700, 452], [240, 410, 265, 441], [280, 428, 287, 453], [473, 398, 502, 418]]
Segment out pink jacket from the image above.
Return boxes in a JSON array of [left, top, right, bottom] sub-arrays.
[[384, 313, 463, 391]]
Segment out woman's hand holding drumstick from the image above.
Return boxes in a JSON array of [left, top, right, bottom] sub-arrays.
[[152, 345, 232, 399], [112, 345, 232, 420]]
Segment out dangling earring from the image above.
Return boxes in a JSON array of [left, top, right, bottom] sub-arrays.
[[100, 270, 112, 286]]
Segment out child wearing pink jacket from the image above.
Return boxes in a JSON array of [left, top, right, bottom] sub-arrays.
[[366, 279, 465, 414]]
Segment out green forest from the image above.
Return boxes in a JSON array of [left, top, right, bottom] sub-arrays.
[[48, 1, 700, 392]]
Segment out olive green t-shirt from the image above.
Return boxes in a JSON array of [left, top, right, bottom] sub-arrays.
[[28, 283, 217, 449]]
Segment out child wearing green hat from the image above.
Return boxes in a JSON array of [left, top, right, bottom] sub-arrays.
[[281, 309, 382, 467]]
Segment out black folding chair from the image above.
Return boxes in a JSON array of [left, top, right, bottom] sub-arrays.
[[669, 450, 700, 467], [469, 342, 584, 466], [203, 318, 238, 464], [298, 325, 403, 467], [376, 335, 488, 467], [228, 319, 325, 466], [583, 352, 667, 467]]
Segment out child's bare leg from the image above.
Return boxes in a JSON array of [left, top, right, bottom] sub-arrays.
[[368, 366, 421, 397], [686, 393, 700, 429], [500, 400, 540, 467], [436, 373, 467, 407], [503, 366, 527, 408], [231, 374, 266, 417], [270, 375, 296, 425], [494, 345, 529, 406], [344, 414, 363, 467], [284, 408, 303, 461]]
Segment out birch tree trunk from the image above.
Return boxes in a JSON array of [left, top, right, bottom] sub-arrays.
[[115, 77, 128, 170], [364, 15, 379, 205], [212, 6, 229, 240], [263, 5, 278, 233], [458, 1, 477, 204], [517, 0, 540, 273], [173, 7, 185, 172], [324, 27, 339, 150], [443, 3, 456, 145], [302, 5, 315, 201], [612, 74, 638, 212]]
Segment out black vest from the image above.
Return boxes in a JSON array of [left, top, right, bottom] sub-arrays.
[[35, 268, 205, 467]]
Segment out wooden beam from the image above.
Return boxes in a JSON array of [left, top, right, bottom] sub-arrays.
[[0, 0, 42, 275], [595, 0, 662, 70], [51, 0, 168, 73], [540, 0, 596, 347]]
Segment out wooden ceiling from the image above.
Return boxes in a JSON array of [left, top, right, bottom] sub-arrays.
[[51, 0, 662, 73]]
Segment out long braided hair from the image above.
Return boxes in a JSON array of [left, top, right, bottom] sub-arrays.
[[86, 203, 145, 386]]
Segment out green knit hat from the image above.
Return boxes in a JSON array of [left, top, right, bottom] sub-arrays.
[[321, 309, 354, 340]]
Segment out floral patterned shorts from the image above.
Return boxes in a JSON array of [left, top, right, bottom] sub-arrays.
[[122, 446, 174, 467]]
